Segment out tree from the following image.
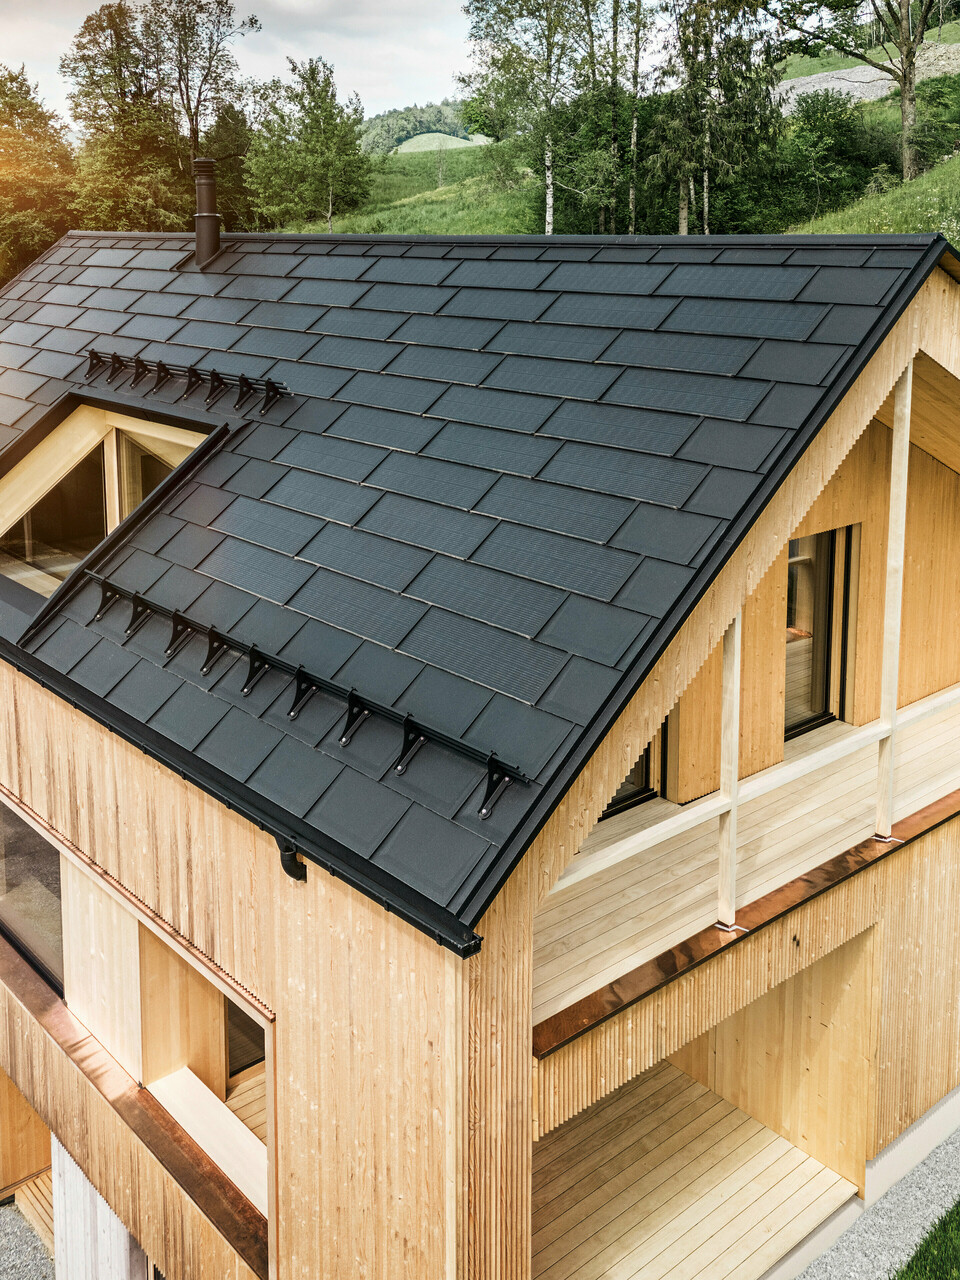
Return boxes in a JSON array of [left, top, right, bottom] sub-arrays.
[[462, 0, 579, 233], [245, 58, 369, 231], [764, 0, 939, 180], [0, 66, 73, 284], [142, 0, 260, 161], [649, 1, 780, 233]]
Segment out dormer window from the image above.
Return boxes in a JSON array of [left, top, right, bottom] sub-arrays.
[[0, 406, 204, 598]]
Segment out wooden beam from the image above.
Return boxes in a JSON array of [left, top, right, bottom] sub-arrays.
[[718, 612, 742, 928], [877, 362, 913, 837]]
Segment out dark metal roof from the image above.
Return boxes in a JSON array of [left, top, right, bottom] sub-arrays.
[[0, 230, 955, 954]]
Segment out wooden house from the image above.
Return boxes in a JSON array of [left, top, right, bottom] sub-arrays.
[[0, 182, 959, 1279]]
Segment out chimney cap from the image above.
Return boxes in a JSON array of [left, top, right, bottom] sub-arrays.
[[193, 156, 221, 270]]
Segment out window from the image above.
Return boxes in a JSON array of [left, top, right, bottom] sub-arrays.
[[227, 998, 265, 1078], [599, 739, 665, 821], [0, 409, 204, 598], [785, 529, 854, 738], [0, 448, 107, 596], [0, 800, 63, 991]]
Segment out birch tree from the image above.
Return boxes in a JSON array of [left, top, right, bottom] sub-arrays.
[[462, 0, 578, 233]]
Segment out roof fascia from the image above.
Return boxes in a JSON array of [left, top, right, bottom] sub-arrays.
[[463, 235, 957, 929]]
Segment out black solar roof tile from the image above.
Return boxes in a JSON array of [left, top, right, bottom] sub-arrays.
[[0, 369, 47, 398], [118, 270, 179, 292], [283, 278, 370, 308], [73, 267, 129, 287], [333, 639, 423, 704], [662, 263, 815, 300], [305, 768, 410, 858], [233, 424, 298, 461], [808, 305, 883, 345], [221, 458, 287, 499], [187, 580, 260, 633], [538, 593, 647, 666], [300, 523, 430, 591], [68, 308, 129, 334], [684, 466, 763, 518], [68, 638, 140, 697], [741, 339, 846, 386], [212, 494, 321, 556], [604, 366, 769, 421], [265, 470, 379, 524], [476, 474, 633, 542], [115, 314, 186, 342], [106, 659, 181, 720], [443, 260, 557, 290], [219, 276, 296, 302], [371, 806, 488, 904], [30, 304, 83, 328], [229, 252, 301, 275], [486, 321, 616, 362], [323, 404, 438, 453], [391, 313, 504, 349], [464, 694, 573, 777], [546, 262, 672, 294], [367, 452, 497, 509], [0, 342, 37, 369], [359, 256, 456, 285], [288, 255, 371, 280], [209, 659, 291, 717], [128, 513, 185, 555], [538, 655, 619, 726], [611, 501, 718, 561], [423, 421, 559, 475], [247, 738, 342, 819], [408, 555, 564, 637], [277, 615, 361, 677], [473, 522, 635, 600], [428, 384, 559, 432], [82, 287, 143, 312], [538, 291, 678, 330], [1, 322, 51, 345], [335, 370, 443, 414], [306, 335, 401, 372], [41, 285, 94, 306], [85, 248, 137, 267], [381, 745, 486, 826], [541, 441, 706, 505], [356, 283, 456, 314], [146, 563, 210, 614], [148, 681, 231, 750], [750, 382, 824, 429], [195, 705, 285, 781], [30, 619, 101, 672], [441, 288, 556, 322], [259, 682, 343, 747], [601, 329, 757, 375], [384, 344, 502, 385], [106, 548, 171, 594], [615, 557, 695, 616], [359, 493, 496, 557], [678, 419, 787, 471], [134, 292, 192, 317], [170, 484, 235, 525], [288, 566, 428, 647], [395, 666, 493, 738], [400, 608, 566, 704], [230, 328, 317, 361], [182, 296, 257, 324], [197, 537, 314, 605], [788, 247, 872, 266], [125, 249, 184, 271], [174, 319, 244, 349], [228, 598, 307, 654], [484, 354, 620, 400], [22, 350, 85, 379], [308, 307, 405, 340]]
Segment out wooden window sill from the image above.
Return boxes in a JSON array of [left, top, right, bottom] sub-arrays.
[[532, 786, 960, 1059], [0, 935, 268, 1278]]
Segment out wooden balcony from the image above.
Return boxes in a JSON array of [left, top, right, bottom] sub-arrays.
[[534, 690, 960, 1024], [533, 1060, 855, 1280]]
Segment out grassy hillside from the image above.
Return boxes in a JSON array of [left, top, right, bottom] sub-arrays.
[[794, 153, 960, 238], [294, 143, 535, 236], [395, 132, 489, 152], [780, 20, 960, 80]]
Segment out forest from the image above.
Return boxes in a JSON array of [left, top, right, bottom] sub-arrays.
[[3, 0, 960, 287]]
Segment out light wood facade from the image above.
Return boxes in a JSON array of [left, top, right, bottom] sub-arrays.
[[1, 262, 960, 1280]]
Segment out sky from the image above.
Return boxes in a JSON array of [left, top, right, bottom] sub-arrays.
[[1, 0, 473, 124]]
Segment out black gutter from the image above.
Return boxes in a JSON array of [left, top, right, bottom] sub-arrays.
[[458, 233, 957, 929], [0, 636, 481, 957]]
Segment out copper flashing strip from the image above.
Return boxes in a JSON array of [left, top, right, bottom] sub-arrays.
[[532, 787, 960, 1058], [0, 937, 268, 1277]]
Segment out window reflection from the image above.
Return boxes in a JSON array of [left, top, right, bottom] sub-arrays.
[[0, 801, 63, 990], [0, 447, 106, 596], [785, 531, 835, 735], [601, 746, 655, 820]]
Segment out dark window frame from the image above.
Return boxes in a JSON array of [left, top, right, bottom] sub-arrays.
[[0, 798, 64, 996]]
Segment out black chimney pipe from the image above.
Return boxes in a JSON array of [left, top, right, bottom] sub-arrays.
[[193, 157, 221, 268]]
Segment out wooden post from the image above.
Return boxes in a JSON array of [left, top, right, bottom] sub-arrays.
[[718, 612, 741, 927], [876, 361, 913, 838]]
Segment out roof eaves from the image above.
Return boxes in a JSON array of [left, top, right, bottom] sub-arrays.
[[459, 233, 958, 929]]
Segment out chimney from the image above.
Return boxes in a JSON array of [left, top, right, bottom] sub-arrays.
[[193, 157, 221, 268]]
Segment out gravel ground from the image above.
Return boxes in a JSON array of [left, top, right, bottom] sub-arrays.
[[779, 41, 960, 113], [0, 1204, 53, 1280], [798, 1124, 960, 1280]]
